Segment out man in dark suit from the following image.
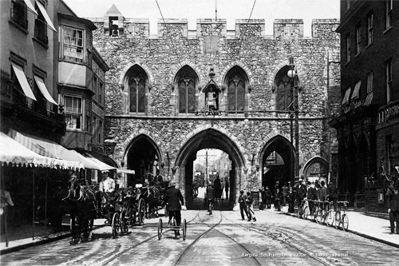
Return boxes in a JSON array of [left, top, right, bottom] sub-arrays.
[[387, 182, 399, 234], [164, 180, 184, 232], [206, 181, 215, 215]]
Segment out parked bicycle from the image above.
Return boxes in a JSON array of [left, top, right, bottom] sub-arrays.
[[334, 201, 349, 231], [297, 199, 310, 219]]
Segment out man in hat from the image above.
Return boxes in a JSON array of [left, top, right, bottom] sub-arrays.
[[274, 181, 281, 211], [99, 170, 115, 193], [206, 181, 215, 215], [387, 182, 399, 234], [164, 180, 184, 233]]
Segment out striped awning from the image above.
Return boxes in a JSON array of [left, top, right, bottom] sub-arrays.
[[0, 132, 83, 170]]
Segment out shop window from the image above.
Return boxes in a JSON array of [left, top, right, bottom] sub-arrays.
[[63, 26, 84, 63], [355, 23, 361, 55], [10, 0, 28, 30], [65, 96, 83, 129], [346, 34, 351, 63], [386, 59, 392, 103]]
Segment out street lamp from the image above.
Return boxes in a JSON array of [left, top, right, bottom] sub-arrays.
[[287, 57, 300, 182]]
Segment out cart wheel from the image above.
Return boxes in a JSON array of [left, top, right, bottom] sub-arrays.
[[182, 219, 187, 240], [112, 212, 121, 238], [334, 211, 341, 229], [158, 219, 163, 240], [342, 214, 349, 231], [120, 211, 128, 234], [316, 209, 323, 224], [138, 198, 146, 226]]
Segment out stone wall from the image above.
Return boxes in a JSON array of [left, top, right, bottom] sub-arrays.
[[91, 16, 340, 198]]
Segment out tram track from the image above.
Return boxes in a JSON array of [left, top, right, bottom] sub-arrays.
[[221, 214, 335, 266]]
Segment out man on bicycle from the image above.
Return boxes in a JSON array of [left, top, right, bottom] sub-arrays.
[[164, 180, 184, 235]]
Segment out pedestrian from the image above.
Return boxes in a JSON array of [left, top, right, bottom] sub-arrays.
[[238, 190, 249, 220], [0, 187, 14, 235], [164, 180, 185, 235], [259, 187, 265, 210], [274, 181, 281, 211], [307, 181, 317, 215], [205, 181, 215, 215], [265, 186, 272, 209], [288, 185, 295, 213], [327, 181, 338, 211], [282, 182, 288, 206], [213, 175, 222, 200], [225, 178, 229, 200], [387, 182, 399, 234], [319, 180, 328, 210], [246, 192, 256, 222]]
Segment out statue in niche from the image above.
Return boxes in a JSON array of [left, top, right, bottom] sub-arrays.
[[206, 86, 218, 111]]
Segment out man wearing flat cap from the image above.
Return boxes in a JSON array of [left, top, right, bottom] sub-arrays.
[[164, 180, 184, 234]]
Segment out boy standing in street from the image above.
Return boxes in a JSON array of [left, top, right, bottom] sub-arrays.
[[238, 190, 249, 220], [246, 192, 256, 222]]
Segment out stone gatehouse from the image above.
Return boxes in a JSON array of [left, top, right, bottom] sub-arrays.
[[90, 5, 341, 209]]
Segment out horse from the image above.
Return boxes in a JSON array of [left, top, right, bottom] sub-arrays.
[[64, 176, 98, 244], [140, 181, 168, 218]]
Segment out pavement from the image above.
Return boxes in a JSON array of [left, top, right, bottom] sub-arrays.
[[1, 205, 399, 255]]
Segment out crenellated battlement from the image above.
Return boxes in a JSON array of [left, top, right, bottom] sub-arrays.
[[90, 13, 339, 40]]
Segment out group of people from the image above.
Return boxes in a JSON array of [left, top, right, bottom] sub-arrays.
[[238, 190, 257, 222]]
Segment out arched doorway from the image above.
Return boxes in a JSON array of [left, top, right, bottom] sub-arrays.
[[260, 136, 295, 192], [303, 156, 329, 184], [124, 134, 162, 187], [174, 128, 245, 210]]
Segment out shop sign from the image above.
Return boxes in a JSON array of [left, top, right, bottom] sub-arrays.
[[378, 103, 399, 124]]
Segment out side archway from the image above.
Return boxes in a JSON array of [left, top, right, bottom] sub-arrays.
[[302, 156, 329, 183]]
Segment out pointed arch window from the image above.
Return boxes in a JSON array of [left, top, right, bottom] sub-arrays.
[[226, 67, 247, 112], [176, 67, 197, 114], [275, 67, 293, 111], [126, 67, 147, 113]]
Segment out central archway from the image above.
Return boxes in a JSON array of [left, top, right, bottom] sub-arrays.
[[174, 128, 245, 210]]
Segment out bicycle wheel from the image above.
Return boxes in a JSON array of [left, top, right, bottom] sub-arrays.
[[334, 211, 341, 229], [315, 209, 323, 224], [325, 210, 334, 227], [342, 214, 349, 231], [112, 212, 121, 238], [303, 206, 309, 219], [157, 218, 163, 240], [318, 210, 326, 224], [138, 198, 146, 226]]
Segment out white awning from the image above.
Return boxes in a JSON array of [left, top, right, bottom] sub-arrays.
[[84, 156, 115, 171], [364, 92, 373, 106], [342, 87, 351, 105], [0, 132, 83, 170], [11, 63, 36, 101], [24, 0, 38, 15], [351, 80, 361, 100], [36, 1, 57, 32], [34, 76, 58, 105], [117, 168, 135, 174]]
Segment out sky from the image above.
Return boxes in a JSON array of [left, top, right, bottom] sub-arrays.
[[63, 0, 340, 36]]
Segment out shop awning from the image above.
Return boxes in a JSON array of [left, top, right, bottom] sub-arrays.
[[342, 87, 351, 105], [24, 0, 38, 15], [7, 129, 106, 170], [76, 151, 115, 171], [117, 168, 135, 174], [11, 63, 36, 101], [351, 80, 361, 100], [34, 76, 58, 105], [36, 1, 57, 32], [0, 132, 83, 169]]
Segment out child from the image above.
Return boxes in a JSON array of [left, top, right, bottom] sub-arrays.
[[246, 192, 256, 222]]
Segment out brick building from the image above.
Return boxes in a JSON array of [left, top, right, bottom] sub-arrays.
[[90, 5, 341, 209], [331, 0, 399, 215]]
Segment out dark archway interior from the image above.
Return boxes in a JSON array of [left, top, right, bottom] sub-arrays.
[[261, 136, 294, 193], [126, 135, 160, 187], [176, 129, 244, 210]]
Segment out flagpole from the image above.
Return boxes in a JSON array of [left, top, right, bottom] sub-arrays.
[[215, 0, 217, 20]]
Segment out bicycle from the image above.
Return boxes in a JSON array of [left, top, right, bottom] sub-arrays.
[[334, 201, 349, 231], [313, 200, 325, 224], [297, 199, 310, 219], [321, 201, 335, 226]]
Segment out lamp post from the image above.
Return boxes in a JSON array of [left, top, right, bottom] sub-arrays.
[[287, 57, 299, 182]]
